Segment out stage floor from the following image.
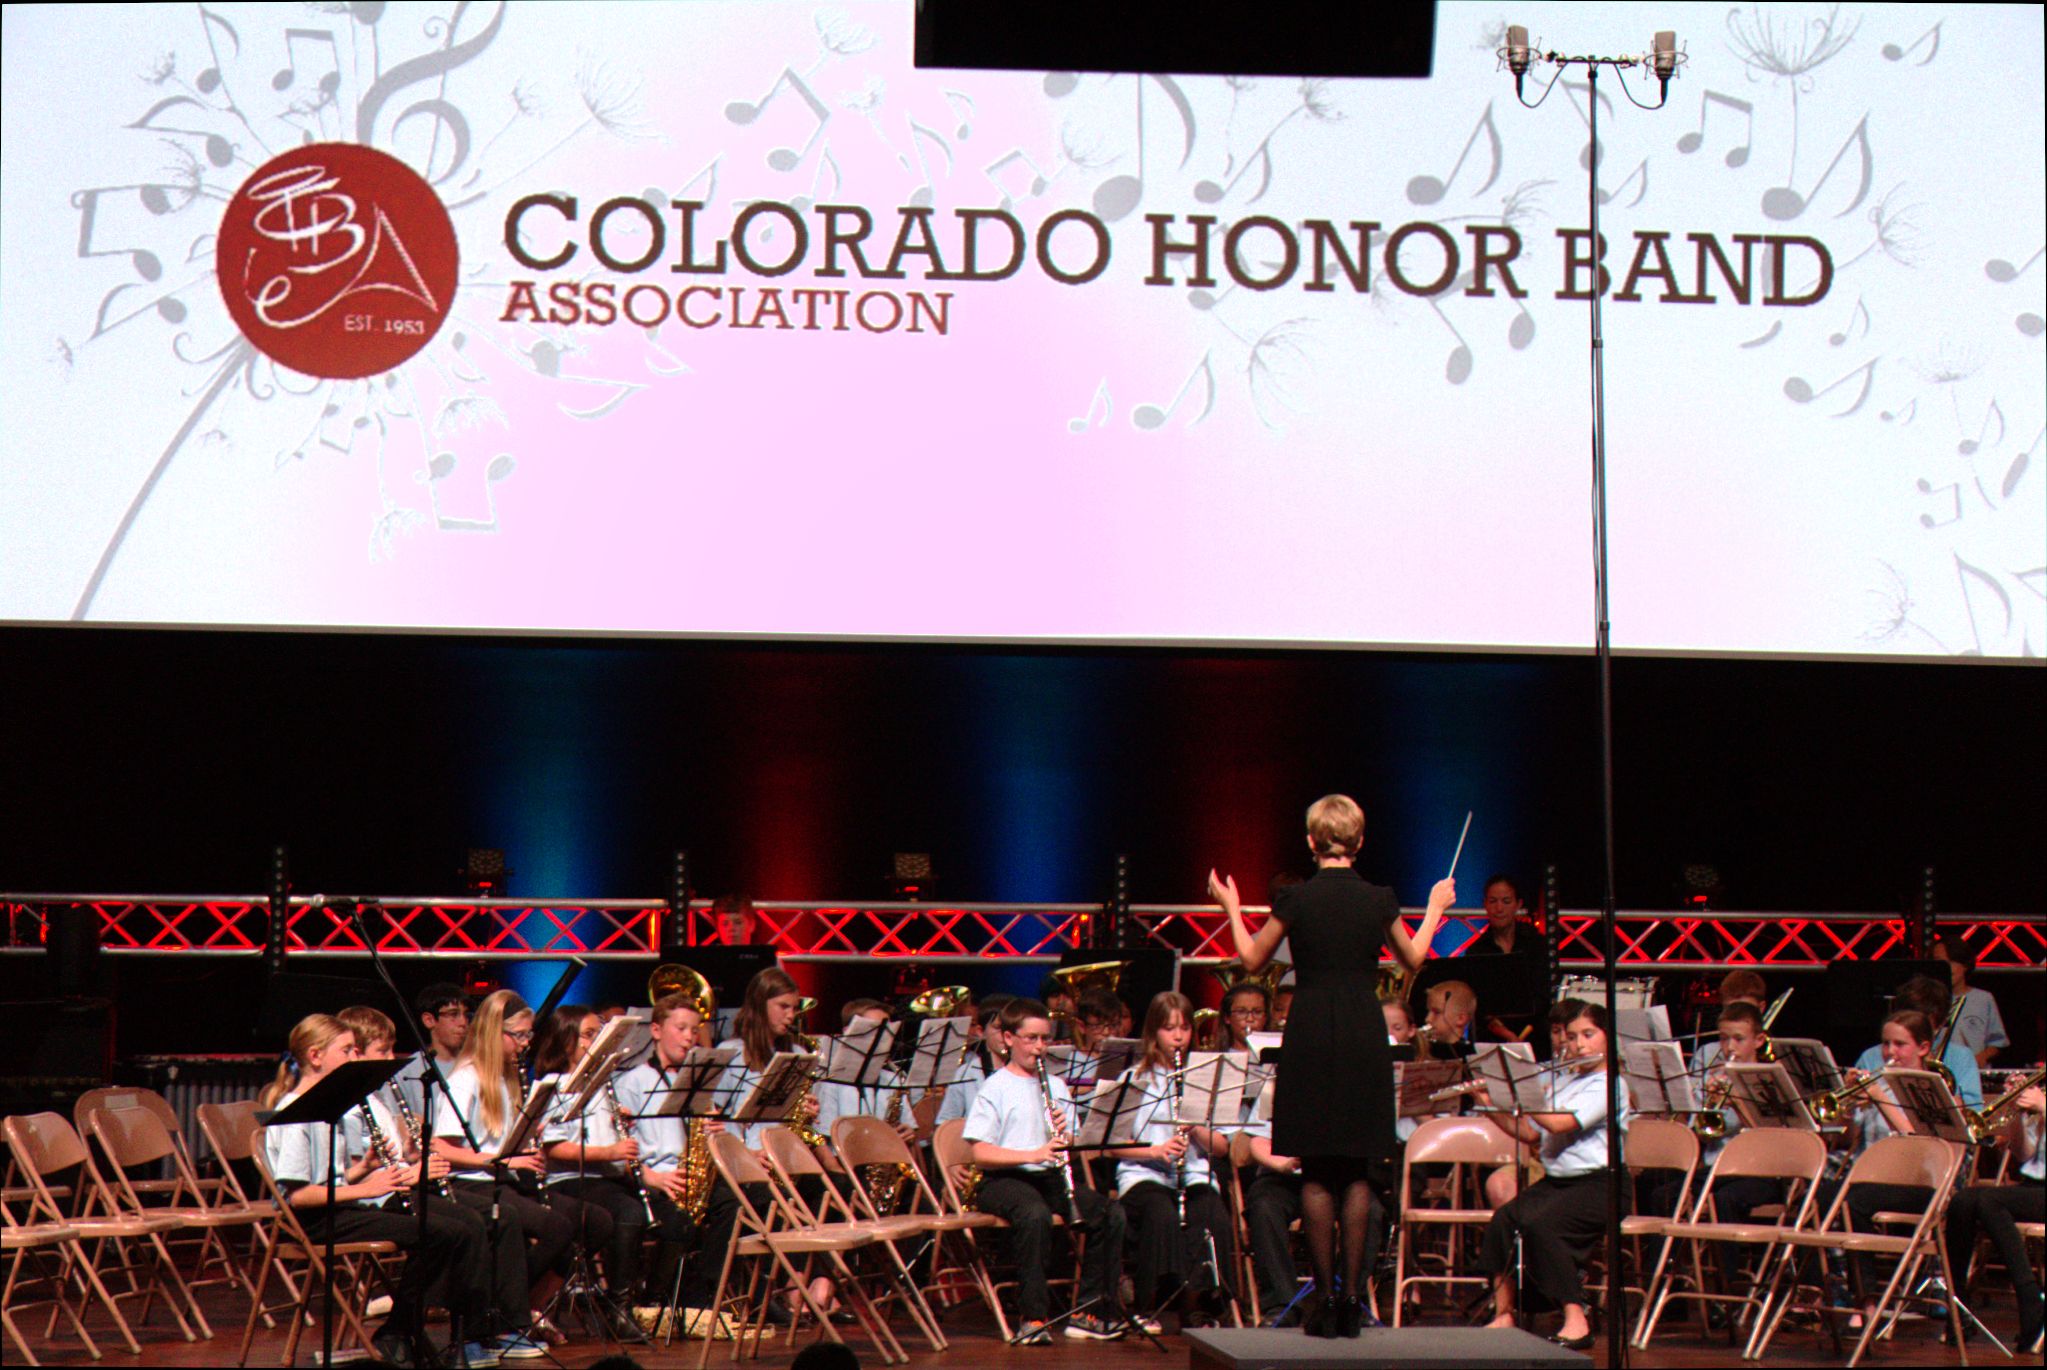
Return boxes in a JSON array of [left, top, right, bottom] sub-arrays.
[[20, 1283, 2026, 1369]]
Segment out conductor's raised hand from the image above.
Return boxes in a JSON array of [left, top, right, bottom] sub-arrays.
[[1207, 870, 1241, 913], [1428, 878, 1457, 913]]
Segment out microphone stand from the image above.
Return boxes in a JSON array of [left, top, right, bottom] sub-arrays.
[[1504, 36, 1676, 1367]]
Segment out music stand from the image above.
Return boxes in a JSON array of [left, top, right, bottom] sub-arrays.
[[1725, 1062, 1819, 1132], [1622, 1041, 1699, 1116], [732, 1050, 820, 1126], [261, 1057, 406, 1370], [1870, 1068, 2000, 1350]]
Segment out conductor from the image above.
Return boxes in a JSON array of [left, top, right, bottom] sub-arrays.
[[1209, 794, 1453, 1338]]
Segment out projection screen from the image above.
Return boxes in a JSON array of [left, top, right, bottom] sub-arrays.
[[2, 2, 2041, 657]]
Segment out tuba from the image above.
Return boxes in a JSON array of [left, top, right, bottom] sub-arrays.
[[1051, 959, 1131, 999], [645, 964, 719, 1220]]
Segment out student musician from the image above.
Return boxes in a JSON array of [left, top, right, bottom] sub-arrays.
[[433, 989, 609, 1341], [1828, 1008, 1983, 1330], [390, 982, 471, 1131], [933, 995, 1013, 1131], [1221, 984, 1271, 1051], [1236, 1097, 1306, 1325], [1481, 998, 1592, 1210], [1640, 1002, 1775, 1223], [1478, 1001, 1629, 1349], [716, 968, 825, 1151], [261, 1014, 516, 1365], [1693, 972, 1768, 1072], [962, 997, 1129, 1344], [814, 998, 896, 1138], [1944, 1081, 2045, 1353], [1932, 937, 2009, 1068], [1107, 992, 1236, 1329], [1425, 981, 1478, 1053], [612, 990, 744, 1326], [531, 1004, 651, 1317]]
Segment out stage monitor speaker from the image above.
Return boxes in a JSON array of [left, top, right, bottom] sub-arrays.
[[916, 0, 1437, 80], [47, 905, 102, 997]]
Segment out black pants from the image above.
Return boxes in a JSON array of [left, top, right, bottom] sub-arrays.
[[974, 1169, 1126, 1323], [448, 1177, 612, 1287], [1243, 1171, 1303, 1318], [553, 1175, 653, 1293], [1120, 1180, 1235, 1309], [1945, 1183, 2044, 1303], [1838, 1180, 1934, 1296], [1481, 1171, 1617, 1310], [640, 1180, 746, 1308], [301, 1194, 519, 1340]]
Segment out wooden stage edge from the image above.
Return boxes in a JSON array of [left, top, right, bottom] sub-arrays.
[[18, 1282, 2029, 1370]]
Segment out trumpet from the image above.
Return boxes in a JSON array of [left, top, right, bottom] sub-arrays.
[[1964, 1066, 2045, 1146], [1690, 1071, 1733, 1142], [1808, 1070, 1885, 1126]]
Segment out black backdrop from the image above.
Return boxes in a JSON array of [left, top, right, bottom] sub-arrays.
[[3, 626, 2040, 915]]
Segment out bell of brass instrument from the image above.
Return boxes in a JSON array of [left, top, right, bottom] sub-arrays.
[[1808, 1071, 1884, 1126], [1051, 959, 1131, 998], [1216, 958, 1293, 999], [1692, 1072, 1732, 1142], [909, 985, 972, 1018], [783, 998, 831, 1149], [1963, 1066, 2045, 1146], [1191, 1007, 1223, 1050], [864, 1082, 917, 1215], [648, 963, 717, 1017]]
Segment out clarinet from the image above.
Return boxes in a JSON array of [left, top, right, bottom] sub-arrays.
[[386, 1078, 451, 1196], [357, 1102, 395, 1167], [604, 1077, 657, 1224], [1035, 1055, 1083, 1225], [1171, 1047, 1189, 1230]]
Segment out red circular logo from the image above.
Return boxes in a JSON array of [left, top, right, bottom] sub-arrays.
[[217, 143, 457, 380]]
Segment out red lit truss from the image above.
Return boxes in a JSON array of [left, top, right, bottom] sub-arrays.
[[2, 897, 2041, 969]]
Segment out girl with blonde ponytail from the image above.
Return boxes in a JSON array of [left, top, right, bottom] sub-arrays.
[[434, 989, 610, 1343]]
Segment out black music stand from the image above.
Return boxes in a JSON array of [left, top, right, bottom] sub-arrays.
[[261, 1057, 405, 1370]]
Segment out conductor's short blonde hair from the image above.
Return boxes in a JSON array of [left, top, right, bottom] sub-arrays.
[[1305, 794, 1365, 858]]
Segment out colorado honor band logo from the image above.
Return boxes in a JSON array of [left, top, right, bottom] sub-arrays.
[[217, 143, 457, 380]]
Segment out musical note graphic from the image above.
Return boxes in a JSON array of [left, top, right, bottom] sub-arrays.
[[985, 149, 1051, 210], [425, 452, 518, 532], [1187, 280, 1240, 312], [127, 97, 235, 169], [1676, 91, 1753, 168], [1783, 358, 1876, 416], [1406, 102, 1502, 206], [904, 120, 953, 208], [790, 148, 841, 216], [1953, 554, 2014, 655], [1985, 247, 2043, 282], [1597, 158, 1648, 208], [1043, 72, 1081, 99], [1067, 379, 1112, 432], [70, 186, 196, 338], [1740, 321, 1783, 349], [1432, 299, 1474, 385], [1196, 142, 1274, 206], [195, 5, 241, 96], [1829, 296, 1870, 347], [1958, 400, 2004, 457], [1508, 299, 1536, 351], [942, 90, 975, 139], [1093, 76, 1197, 222], [1882, 22, 1941, 66], [2004, 427, 2043, 501], [1916, 478, 1961, 528], [726, 67, 831, 171], [1133, 352, 1215, 430], [2021, 314, 2045, 339], [1763, 114, 1872, 221], [272, 28, 340, 97], [1881, 398, 1917, 425]]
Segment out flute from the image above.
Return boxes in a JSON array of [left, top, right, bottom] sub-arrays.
[[1428, 1052, 1601, 1103], [1035, 1055, 1083, 1225]]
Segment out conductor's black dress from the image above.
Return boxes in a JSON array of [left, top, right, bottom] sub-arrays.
[[1270, 866, 1399, 1165]]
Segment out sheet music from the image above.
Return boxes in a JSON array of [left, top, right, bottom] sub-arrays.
[[1725, 1061, 1817, 1132], [902, 1015, 973, 1090], [1622, 1041, 1697, 1113], [1073, 1076, 1145, 1149], [1394, 1059, 1465, 1119], [1876, 1067, 1971, 1143], [733, 1050, 819, 1123], [1091, 1036, 1142, 1085], [1177, 1051, 1248, 1127], [1616, 1006, 1672, 1043], [648, 1046, 739, 1117], [822, 1020, 897, 1086], [557, 1015, 638, 1114], [498, 1079, 558, 1158], [1472, 1042, 1546, 1111], [1765, 1038, 1841, 1098]]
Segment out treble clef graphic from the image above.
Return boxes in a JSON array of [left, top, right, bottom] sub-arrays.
[[355, 0, 507, 186]]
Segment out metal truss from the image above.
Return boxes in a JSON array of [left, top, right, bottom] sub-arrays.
[[3, 895, 2042, 968]]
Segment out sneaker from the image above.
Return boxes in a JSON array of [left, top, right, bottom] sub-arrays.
[[1014, 1319, 1053, 1346], [450, 1342, 501, 1368], [1065, 1311, 1127, 1340], [365, 1294, 395, 1320], [1131, 1314, 1165, 1335], [492, 1333, 549, 1361]]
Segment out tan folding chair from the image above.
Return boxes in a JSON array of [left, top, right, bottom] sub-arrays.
[[240, 1128, 397, 1368], [1392, 1115, 1518, 1325], [833, 1114, 1006, 1339], [75, 1088, 226, 1203], [931, 1116, 1085, 1333], [1632, 1126, 1827, 1351], [758, 1123, 940, 1353], [1747, 1134, 1967, 1367], [1584, 1117, 1697, 1328], [3, 1111, 204, 1344], [2, 1194, 137, 1366], [84, 1096, 269, 1318], [704, 1130, 897, 1368], [198, 1100, 295, 1328]]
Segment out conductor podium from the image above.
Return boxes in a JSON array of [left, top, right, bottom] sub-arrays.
[[1186, 1326, 1587, 1369]]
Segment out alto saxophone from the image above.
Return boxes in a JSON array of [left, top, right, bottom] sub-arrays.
[[783, 1033, 830, 1149], [679, 1116, 716, 1222], [863, 1082, 917, 1215]]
